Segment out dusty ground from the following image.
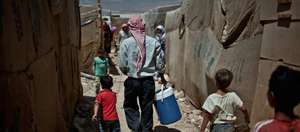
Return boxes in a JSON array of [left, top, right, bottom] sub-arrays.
[[81, 52, 200, 132]]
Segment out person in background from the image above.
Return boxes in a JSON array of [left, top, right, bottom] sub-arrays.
[[93, 49, 109, 88], [103, 19, 112, 54], [119, 16, 164, 132], [103, 18, 112, 30], [154, 25, 167, 84], [116, 23, 131, 53], [154, 25, 166, 53], [254, 66, 300, 132], [92, 76, 120, 132], [110, 26, 118, 54], [200, 69, 250, 132]]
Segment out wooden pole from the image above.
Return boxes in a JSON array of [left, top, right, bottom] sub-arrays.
[[97, 0, 103, 50]]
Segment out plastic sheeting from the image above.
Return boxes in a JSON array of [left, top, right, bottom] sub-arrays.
[[165, 0, 261, 108], [156, 0, 300, 126], [251, 0, 300, 124], [0, 0, 82, 131], [143, 5, 181, 36]]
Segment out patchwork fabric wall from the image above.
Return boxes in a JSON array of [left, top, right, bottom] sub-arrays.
[[148, 0, 300, 125], [0, 0, 82, 131]]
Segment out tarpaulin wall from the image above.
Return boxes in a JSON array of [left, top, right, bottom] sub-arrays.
[[0, 0, 82, 131], [143, 5, 181, 36], [153, 0, 300, 125], [165, 0, 261, 110], [251, 0, 300, 125], [80, 7, 98, 74], [80, 20, 98, 74]]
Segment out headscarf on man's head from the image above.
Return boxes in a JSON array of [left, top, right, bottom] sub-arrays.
[[128, 16, 146, 73], [155, 25, 165, 34], [155, 25, 166, 39]]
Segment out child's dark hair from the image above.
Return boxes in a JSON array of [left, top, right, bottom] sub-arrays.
[[215, 69, 233, 89], [269, 66, 300, 115], [100, 75, 113, 89]]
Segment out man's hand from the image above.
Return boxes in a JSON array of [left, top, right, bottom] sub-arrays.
[[159, 73, 167, 85]]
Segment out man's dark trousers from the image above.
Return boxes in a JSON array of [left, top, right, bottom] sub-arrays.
[[123, 77, 155, 132]]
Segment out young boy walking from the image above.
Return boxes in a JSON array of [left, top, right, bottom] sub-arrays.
[[92, 76, 120, 132], [93, 50, 109, 88], [200, 69, 250, 132]]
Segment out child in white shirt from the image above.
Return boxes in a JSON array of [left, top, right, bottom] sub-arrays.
[[200, 69, 250, 132]]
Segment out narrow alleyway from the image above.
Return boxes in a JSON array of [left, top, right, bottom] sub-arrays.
[[3, 0, 300, 131], [80, 51, 200, 132]]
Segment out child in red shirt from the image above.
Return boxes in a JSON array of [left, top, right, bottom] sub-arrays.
[[92, 75, 120, 132], [254, 66, 300, 132]]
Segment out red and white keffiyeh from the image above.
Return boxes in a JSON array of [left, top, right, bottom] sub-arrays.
[[128, 16, 146, 72]]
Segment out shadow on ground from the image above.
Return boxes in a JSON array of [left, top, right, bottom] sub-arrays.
[[71, 96, 99, 132], [154, 126, 181, 132], [109, 65, 120, 75], [108, 57, 120, 75]]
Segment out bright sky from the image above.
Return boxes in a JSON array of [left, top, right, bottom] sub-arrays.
[[80, 0, 181, 13]]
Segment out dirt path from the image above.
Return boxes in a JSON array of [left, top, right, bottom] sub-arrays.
[[81, 53, 200, 132]]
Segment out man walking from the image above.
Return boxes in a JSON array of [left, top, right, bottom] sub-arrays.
[[118, 16, 164, 132]]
